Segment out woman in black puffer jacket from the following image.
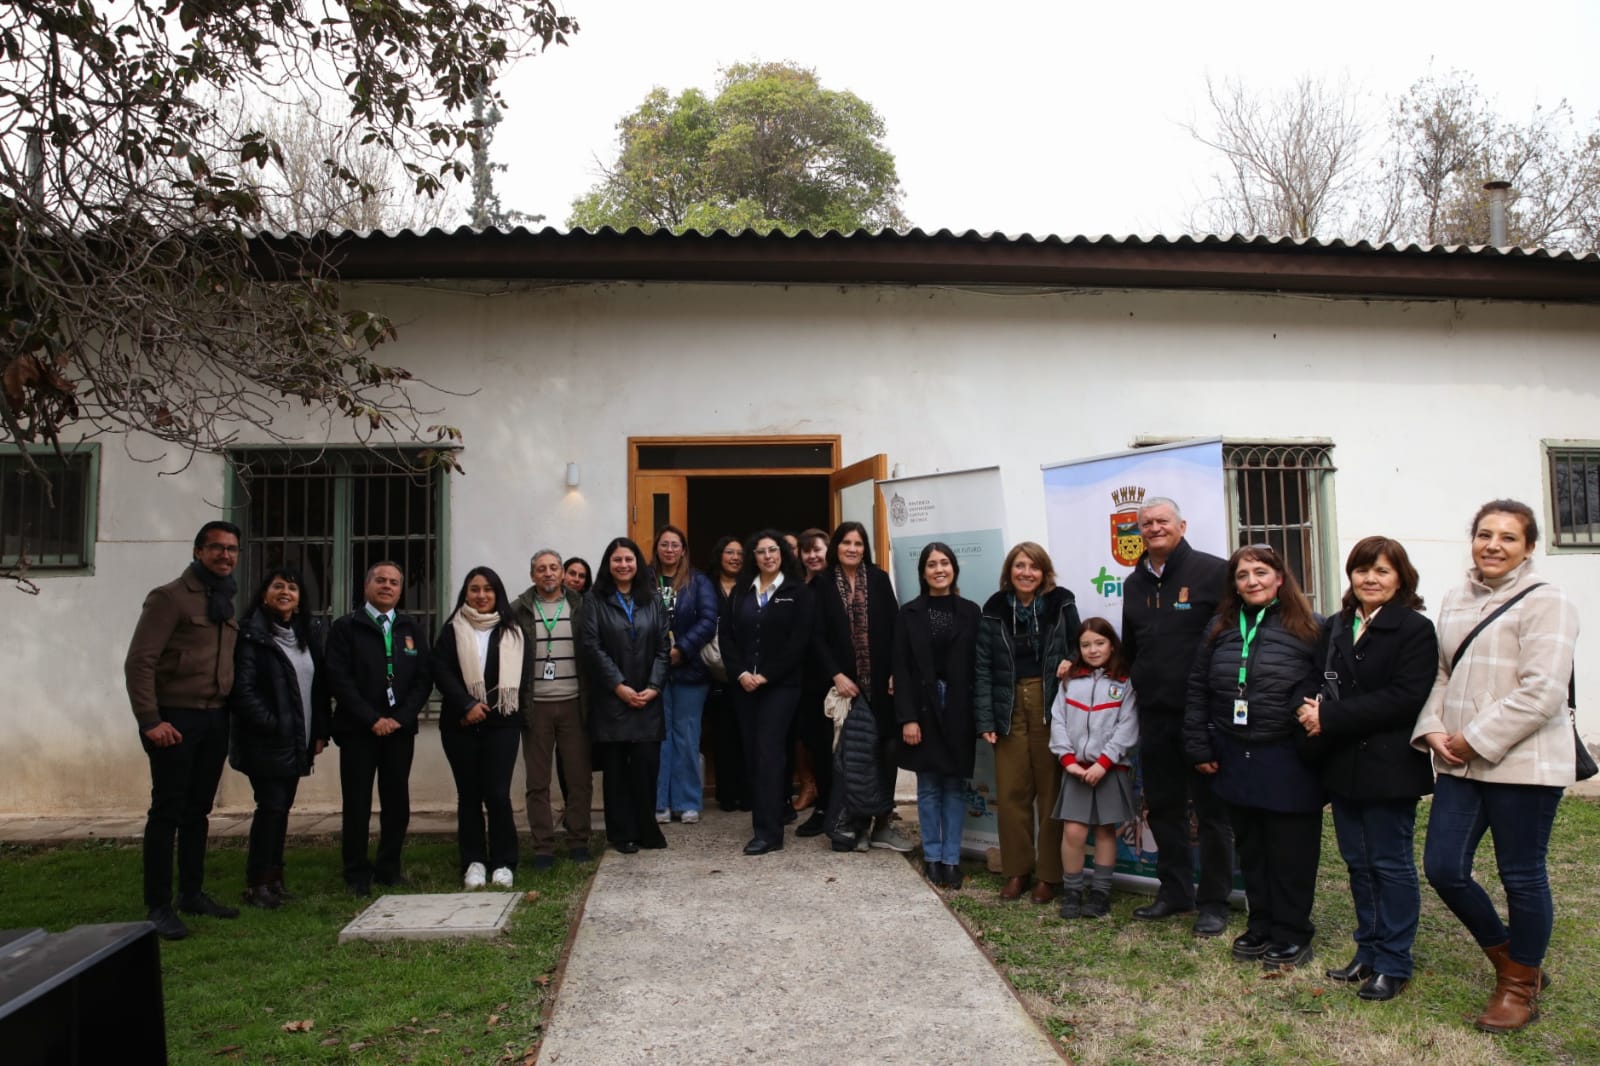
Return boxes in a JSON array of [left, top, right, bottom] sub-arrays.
[[229, 565, 331, 909], [1184, 544, 1321, 971]]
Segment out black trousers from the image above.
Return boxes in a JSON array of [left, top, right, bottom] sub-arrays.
[[338, 729, 415, 883], [596, 740, 665, 847], [245, 774, 300, 883], [140, 707, 230, 908], [1231, 804, 1322, 944], [739, 683, 801, 846], [706, 683, 748, 810], [795, 682, 834, 812], [442, 724, 522, 872], [1138, 709, 1235, 911]]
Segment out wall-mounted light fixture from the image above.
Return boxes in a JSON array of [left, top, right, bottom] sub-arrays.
[[565, 462, 581, 489]]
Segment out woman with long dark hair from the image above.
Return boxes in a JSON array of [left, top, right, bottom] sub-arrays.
[[705, 535, 748, 812], [433, 566, 526, 888], [229, 566, 331, 908], [893, 542, 980, 887], [812, 521, 903, 851], [651, 525, 719, 825], [1185, 544, 1322, 971], [581, 537, 671, 853], [1413, 500, 1579, 1033], [975, 541, 1079, 902], [720, 529, 816, 855]]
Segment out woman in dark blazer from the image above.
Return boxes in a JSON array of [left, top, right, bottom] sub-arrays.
[[229, 565, 331, 908], [1185, 544, 1322, 972], [893, 542, 980, 889], [433, 566, 526, 888], [1298, 537, 1438, 1001], [720, 529, 816, 855], [811, 521, 903, 851], [580, 537, 671, 854]]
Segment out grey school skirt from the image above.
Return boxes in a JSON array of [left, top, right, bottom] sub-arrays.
[[1051, 767, 1137, 825]]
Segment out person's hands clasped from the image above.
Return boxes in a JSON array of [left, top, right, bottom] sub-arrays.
[[1421, 730, 1466, 766], [1194, 761, 1219, 775], [1082, 762, 1107, 787], [1445, 731, 1479, 763], [1296, 696, 1321, 737], [372, 716, 401, 737], [464, 701, 489, 725], [738, 672, 763, 693], [1064, 760, 1087, 779]]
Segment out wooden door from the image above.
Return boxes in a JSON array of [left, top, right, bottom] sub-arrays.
[[829, 454, 890, 565], [631, 475, 688, 550]]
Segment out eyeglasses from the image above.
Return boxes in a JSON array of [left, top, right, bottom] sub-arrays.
[[753, 546, 782, 556], [202, 543, 240, 554]]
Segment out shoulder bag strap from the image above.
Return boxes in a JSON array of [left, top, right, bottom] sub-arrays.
[[1448, 583, 1546, 673]]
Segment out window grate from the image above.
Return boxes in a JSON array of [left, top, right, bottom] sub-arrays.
[[1223, 442, 1338, 611], [229, 450, 447, 637], [0, 447, 97, 570], [1549, 446, 1600, 549]]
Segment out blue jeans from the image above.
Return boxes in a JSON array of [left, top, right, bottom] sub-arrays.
[[656, 680, 709, 814], [917, 773, 968, 866], [1423, 774, 1563, 967], [1331, 795, 1420, 978]]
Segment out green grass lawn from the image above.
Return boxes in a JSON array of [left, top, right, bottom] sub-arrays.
[[0, 835, 596, 1065], [944, 796, 1600, 1066]]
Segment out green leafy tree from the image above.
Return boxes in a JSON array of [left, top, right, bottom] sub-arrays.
[[569, 62, 908, 234], [0, 0, 576, 472]]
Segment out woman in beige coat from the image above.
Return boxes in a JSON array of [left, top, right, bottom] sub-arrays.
[[1413, 499, 1579, 1035]]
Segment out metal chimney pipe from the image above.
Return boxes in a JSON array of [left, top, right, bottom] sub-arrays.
[[1484, 180, 1511, 246]]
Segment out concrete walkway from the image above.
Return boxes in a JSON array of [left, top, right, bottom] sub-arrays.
[[535, 808, 1064, 1066]]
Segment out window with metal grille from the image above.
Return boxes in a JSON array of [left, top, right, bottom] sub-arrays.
[[0, 446, 99, 572], [1547, 443, 1600, 550], [227, 449, 450, 636], [1223, 441, 1338, 611]]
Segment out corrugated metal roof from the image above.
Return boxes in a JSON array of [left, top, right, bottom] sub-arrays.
[[249, 226, 1600, 302]]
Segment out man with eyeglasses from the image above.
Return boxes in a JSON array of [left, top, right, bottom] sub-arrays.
[[125, 520, 245, 940], [1119, 497, 1234, 937]]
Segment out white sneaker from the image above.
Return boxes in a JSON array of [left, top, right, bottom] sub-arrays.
[[463, 862, 486, 889], [490, 867, 513, 889], [681, 810, 700, 824], [654, 809, 671, 824]]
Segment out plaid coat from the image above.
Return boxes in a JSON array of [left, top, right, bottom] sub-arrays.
[[1411, 561, 1579, 786]]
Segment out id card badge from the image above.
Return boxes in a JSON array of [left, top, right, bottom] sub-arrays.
[[542, 660, 557, 682], [1232, 699, 1249, 726], [386, 686, 397, 708]]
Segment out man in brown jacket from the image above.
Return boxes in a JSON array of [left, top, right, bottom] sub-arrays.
[[125, 520, 243, 939]]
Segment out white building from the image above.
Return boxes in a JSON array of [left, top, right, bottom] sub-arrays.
[[4, 229, 1597, 815]]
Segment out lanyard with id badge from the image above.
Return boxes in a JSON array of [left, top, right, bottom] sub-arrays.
[[1233, 604, 1272, 726], [534, 596, 565, 681], [375, 613, 397, 708]]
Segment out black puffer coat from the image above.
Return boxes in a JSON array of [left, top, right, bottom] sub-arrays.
[[974, 586, 1079, 736], [229, 611, 330, 780], [580, 587, 670, 743], [827, 693, 889, 844]]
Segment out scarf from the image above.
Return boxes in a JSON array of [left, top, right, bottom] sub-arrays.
[[1008, 591, 1040, 658], [835, 565, 872, 692], [187, 560, 236, 623], [451, 604, 523, 716]]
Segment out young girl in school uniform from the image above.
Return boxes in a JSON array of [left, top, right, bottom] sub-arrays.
[[1049, 618, 1139, 919]]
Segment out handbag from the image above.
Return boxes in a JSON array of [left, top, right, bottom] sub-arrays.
[[698, 634, 727, 682], [1449, 582, 1593, 781]]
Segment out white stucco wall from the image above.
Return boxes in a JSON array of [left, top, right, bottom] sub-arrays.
[[5, 280, 1597, 814]]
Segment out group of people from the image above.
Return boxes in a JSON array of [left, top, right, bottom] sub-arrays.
[[125, 495, 1580, 1036]]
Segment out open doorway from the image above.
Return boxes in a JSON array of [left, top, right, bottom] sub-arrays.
[[685, 476, 830, 570]]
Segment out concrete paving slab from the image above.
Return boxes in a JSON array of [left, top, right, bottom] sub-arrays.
[[338, 891, 520, 944], [536, 809, 1064, 1066]]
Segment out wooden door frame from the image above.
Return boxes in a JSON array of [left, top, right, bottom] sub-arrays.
[[627, 434, 842, 482]]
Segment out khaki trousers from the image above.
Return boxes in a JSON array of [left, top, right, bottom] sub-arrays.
[[992, 679, 1063, 883], [522, 697, 592, 855]]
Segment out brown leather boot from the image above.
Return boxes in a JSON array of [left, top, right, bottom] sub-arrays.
[[999, 875, 1028, 900], [1484, 941, 1552, 989], [1475, 951, 1543, 1033]]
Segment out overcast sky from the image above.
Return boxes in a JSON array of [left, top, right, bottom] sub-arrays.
[[490, 0, 1600, 239]]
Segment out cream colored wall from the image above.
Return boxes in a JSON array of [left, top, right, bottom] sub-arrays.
[[4, 281, 1596, 814]]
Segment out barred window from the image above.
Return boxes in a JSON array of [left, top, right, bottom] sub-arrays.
[[1547, 444, 1600, 550], [1223, 442, 1338, 611], [227, 449, 449, 635], [0, 446, 99, 572]]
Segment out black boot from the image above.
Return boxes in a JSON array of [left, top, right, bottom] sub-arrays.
[[1083, 889, 1111, 918], [1057, 888, 1083, 919], [267, 866, 295, 902]]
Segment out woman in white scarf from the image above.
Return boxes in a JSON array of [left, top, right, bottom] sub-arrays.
[[432, 566, 526, 888]]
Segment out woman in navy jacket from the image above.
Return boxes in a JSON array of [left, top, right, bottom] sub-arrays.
[[1185, 544, 1321, 971], [650, 525, 720, 823], [433, 566, 526, 888], [1297, 537, 1438, 1001], [229, 565, 330, 908], [720, 529, 816, 855]]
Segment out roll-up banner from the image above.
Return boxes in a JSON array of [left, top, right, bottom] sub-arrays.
[[1041, 439, 1228, 888], [878, 466, 1007, 856]]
